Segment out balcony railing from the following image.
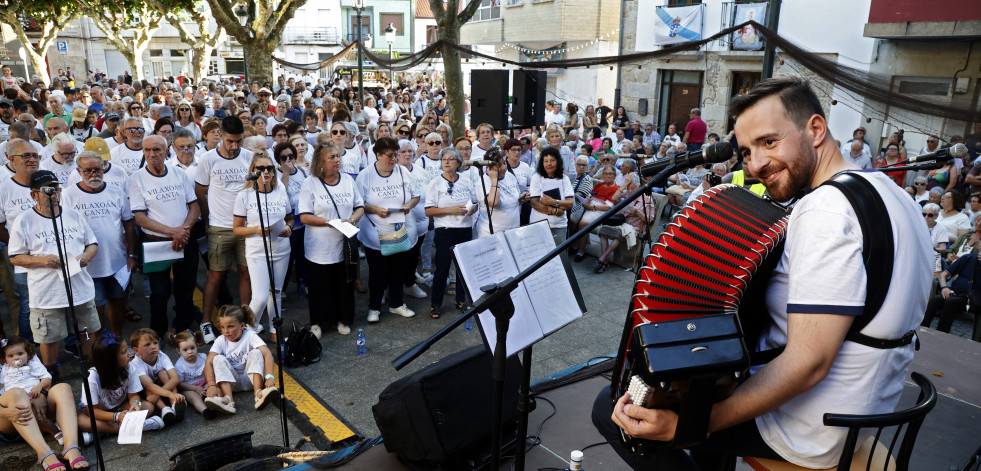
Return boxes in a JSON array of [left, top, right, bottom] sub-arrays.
[[284, 27, 341, 45]]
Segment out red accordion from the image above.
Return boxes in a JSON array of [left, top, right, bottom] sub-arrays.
[[610, 184, 792, 451]]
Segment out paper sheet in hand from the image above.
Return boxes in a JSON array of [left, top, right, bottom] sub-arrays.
[[454, 222, 583, 357], [142, 241, 183, 273], [329, 219, 360, 238], [117, 409, 148, 444], [56, 253, 83, 281], [113, 264, 131, 290]]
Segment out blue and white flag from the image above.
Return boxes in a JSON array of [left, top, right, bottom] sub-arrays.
[[653, 5, 702, 46]]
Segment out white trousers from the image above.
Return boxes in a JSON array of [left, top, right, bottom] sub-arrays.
[[246, 254, 289, 334], [212, 349, 264, 392]]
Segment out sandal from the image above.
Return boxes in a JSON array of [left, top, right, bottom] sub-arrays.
[[455, 302, 465, 312], [446, 283, 456, 296], [430, 306, 441, 319], [60, 445, 88, 469], [37, 450, 67, 471], [124, 307, 142, 322]]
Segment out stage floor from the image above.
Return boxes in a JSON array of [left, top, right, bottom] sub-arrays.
[[301, 325, 980, 470]]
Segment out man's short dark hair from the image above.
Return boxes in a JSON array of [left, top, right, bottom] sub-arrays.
[[220, 115, 244, 135], [729, 78, 824, 131]]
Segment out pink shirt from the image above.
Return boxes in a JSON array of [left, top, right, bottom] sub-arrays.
[[684, 117, 707, 144]]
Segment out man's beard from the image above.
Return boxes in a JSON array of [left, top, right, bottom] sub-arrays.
[[84, 176, 103, 188], [754, 140, 817, 202]]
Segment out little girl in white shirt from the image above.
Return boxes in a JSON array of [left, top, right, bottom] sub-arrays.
[[168, 331, 216, 419]]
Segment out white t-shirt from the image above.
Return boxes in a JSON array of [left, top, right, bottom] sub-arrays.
[[79, 364, 144, 410], [297, 174, 364, 265], [356, 164, 419, 251], [265, 116, 285, 134], [416, 154, 443, 182], [39, 157, 76, 186], [341, 144, 367, 176], [8, 207, 98, 309], [175, 121, 202, 142], [403, 163, 431, 230], [753, 171, 932, 468], [477, 172, 521, 238], [425, 174, 478, 229], [128, 165, 197, 238], [210, 329, 265, 375], [0, 164, 10, 183], [529, 173, 574, 229], [61, 183, 133, 278], [175, 353, 207, 386], [0, 177, 36, 274], [109, 143, 145, 175], [304, 129, 322, 148], [66, 162, 129, 191], [282, 167, 308, 228], [130, 351, 175, 380], [471, 143, 493, 160], [0, 355, 50, 394], [937, 211, 970, 241], [508, 160, 534, 192], [195, 148, 254, 228], [233, 185, 292, 259]]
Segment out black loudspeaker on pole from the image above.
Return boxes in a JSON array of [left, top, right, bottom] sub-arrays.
[[470, 70, 509, 130], [512, 70, 546, 128]]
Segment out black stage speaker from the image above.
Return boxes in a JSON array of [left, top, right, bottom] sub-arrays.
[[512, 69, 546, 128], [470, 70, 509, 130], [373, 345, 522, 468]]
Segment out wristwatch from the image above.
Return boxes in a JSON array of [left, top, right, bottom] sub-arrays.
[[128, 254, 138, 259]]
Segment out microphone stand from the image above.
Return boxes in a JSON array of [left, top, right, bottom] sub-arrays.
[[46, 196, 106, 471], [393, 162, 684, 470], [251, 177, 289, 449], [877, 161, 944, 173]]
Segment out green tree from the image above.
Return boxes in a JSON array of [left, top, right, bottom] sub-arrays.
[[82, 2, 165, 81], [153, 1, 227, 84], [429, 0, 482, 138], [203, 0, 308, 84], [0, 0, 82, 85]]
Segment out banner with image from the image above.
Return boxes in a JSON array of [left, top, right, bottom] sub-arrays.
[[653, 5, 703, 46], [731, 3, 767, 51], [519, 43, 566, 76]]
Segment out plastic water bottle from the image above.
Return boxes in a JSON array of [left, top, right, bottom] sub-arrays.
[[356, 329, 366, 355], [464, 316, 473, 331], [142, 277, 151, 298], [563, 450, 583, 471]]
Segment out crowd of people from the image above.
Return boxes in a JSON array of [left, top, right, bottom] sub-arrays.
[[0, 67, 979, 469]]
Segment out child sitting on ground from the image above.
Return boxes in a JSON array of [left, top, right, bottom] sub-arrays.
[[203, 305, 280, 415], [1, 337, 89, 468], [167, 331, 216, 419], [78, 334, 165, 434], [129, 328, 186, 425]]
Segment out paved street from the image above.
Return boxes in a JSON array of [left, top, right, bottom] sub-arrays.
[[1, 234, 978, 470]]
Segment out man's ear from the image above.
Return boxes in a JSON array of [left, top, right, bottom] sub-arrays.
[[806, 113, 828, 148]]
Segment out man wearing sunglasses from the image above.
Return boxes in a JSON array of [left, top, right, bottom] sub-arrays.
[[109, 117, 147, 175]]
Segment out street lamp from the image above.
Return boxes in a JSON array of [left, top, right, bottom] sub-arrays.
[[384, 23, 395, 89], [353, 0, 366, 102], [234, 3, 250, 83]]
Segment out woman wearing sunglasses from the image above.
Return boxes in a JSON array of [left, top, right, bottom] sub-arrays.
[[331, 121, 366, 179], [412, 125, 431, 159], [174, 101, 201, 142], [276, 142, 310, 305], [231, 154, 295, 342]]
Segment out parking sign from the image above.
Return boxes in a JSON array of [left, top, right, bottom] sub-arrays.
[[56, 41, 67, 55]]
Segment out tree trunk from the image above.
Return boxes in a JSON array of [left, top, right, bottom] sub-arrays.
[[190, 45, 213, 84], [25, 48, 50, 85], [440, 20, 467, 138], [131, 50, 146, 81], [242, 39, 276, 85]]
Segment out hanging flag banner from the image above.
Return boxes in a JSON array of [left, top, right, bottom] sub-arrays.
[[653, 5, 703, 46], [519, 43, 566, 76], [731, 3, 767, 51]]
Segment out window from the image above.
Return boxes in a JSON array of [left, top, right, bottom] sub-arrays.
[[350, 15, 371, 42], [149, 49, 164, 57], [379, 13, 404, 36], [897, 79, 951, 97], [208, 60, 219, 76], [172, 50, 186, 57], [474, 0, 501, 21], [668, 0, 701, 5], [426, 25, 438, 45]]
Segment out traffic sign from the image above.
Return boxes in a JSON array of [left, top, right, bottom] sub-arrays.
[[56, 41, 67, 55]]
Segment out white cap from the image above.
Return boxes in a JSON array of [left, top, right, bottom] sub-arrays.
[[570, 450, 583, 462]]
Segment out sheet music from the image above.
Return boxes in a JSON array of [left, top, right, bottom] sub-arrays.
[[504, 223, 583, 335], [117, 409, 148, 444], [453, 233, 544, 356]]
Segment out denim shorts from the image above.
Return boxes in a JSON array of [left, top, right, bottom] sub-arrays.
[[93, 275, 126, 307]]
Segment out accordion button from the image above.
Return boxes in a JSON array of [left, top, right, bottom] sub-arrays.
[[687, 323, 696, 331]]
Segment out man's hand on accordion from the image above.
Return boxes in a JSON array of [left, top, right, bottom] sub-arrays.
[[611, 392, 680, 442]]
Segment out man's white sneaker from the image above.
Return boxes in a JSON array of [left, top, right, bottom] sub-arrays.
[[337, 323, 351, 335], [389, 304, 415, 318], [143, 416, 166, 431], [404, 284, 427, 299], [161, 406, 176, 425], [254, 323, 264, 335], [200, 322, 216, 344], [367, 310, 380, 323], [204, 395, 236, 415], [255, 387, 281, 410], [310, 325, 323, 339]]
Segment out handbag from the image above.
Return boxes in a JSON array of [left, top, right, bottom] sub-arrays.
[[320, 178, 360, 282], [284, 320, 322, 367], [368, 166, 413, 256], [602, 213, 627, 227]]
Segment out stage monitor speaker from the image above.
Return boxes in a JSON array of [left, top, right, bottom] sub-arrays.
[[512, 69, 546, 128], [470, 70, 509, 130], [373, 345, 522, 467]]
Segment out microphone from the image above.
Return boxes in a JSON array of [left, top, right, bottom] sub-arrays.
[[245, 171, 261, 181], [639, 142, 733, 178], [904, 143, 968, 164], [464, 160, 495, 168], [40, 186, 58, 196]]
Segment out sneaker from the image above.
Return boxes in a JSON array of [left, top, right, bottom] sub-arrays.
[[81, 431, 95, 446], [367, 310, 380, 323], [390, 304, 415, 318], [420, 271, 434, 284], [143, 416, 165, 431], [161, 406, 176, 425], [204, 396, 236, 415], [254, 323, 264, 335], [336, 323, 351, 335], [200, 323, 216, 344], [404, 284, 427, 299], [415, 272, 430, 287], [310, 325, 323, 339], [255, 387, 281, 410], [202, 408, 219, 420]]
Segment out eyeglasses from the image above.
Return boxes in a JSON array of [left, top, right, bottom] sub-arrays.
[[126, 127, 146, 133], [13, 153, 41, 160], [130, 106, 141, 111], [378, 152, 397, 159], [331, 130, 347, 135], [397, 130, 409, 135], [914, 182, 926, 186], [255, 165, 276, 173], [80, 167, 103, 175], [428, 141, 442, 146], [923, 213, 936, 218], [58, 150, 77, 159], [927, 140, 937, 143], [416, 134, 426, 139], [179, 108, 190, 112], [175, 145, 195, 152]]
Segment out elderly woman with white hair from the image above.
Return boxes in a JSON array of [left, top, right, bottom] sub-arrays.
[[911, 175, 929, 205], [425, 147, 479, 319], [545, 124, 576, 171], [241, 135, 269, 159], [435, 122, 453, 146]]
